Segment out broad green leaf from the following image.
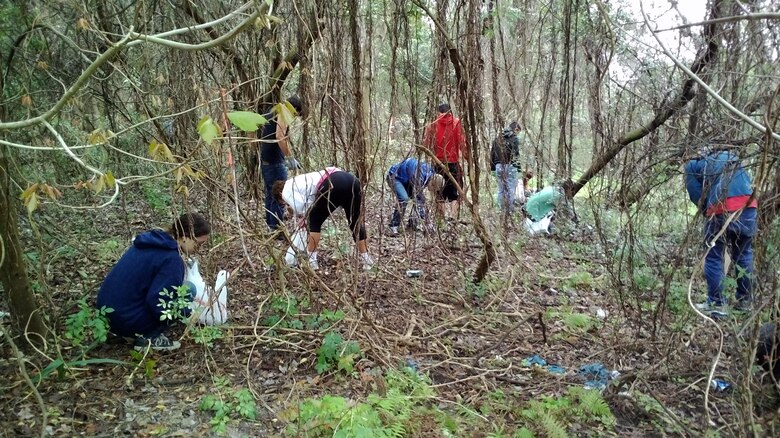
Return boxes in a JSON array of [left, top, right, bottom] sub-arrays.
[[92, 175, 105, 194], [275, 102, 295, 127], [25, 192, 39, 214], [227, 111, 267, 132], [196, 116, 221, 145], [104, 171, 115, 188]]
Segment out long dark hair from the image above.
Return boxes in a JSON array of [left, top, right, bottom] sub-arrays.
[[168, 212, 210, 239]]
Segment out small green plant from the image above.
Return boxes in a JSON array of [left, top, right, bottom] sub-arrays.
[[192, 325, 224, 347], [315, 332, 362, 374], [564, 271, 594, 290], [96, 238, 122, 263], [262, 294, 346, 336], [546, 309, 597, 333], [129, 350, 157, 378], [142, 180, 171, 214], [158, 285, 193, 322], [518, 387, 615, 437], [64, 299, 113, 349], [304, 309, 346, 331], [285, 367, 436, 437], [290, 395, 388, 437], [199, 377, 257, 434]]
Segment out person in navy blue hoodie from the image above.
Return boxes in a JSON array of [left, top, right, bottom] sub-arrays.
[[97, 213, 210, 351], [685, 148, 757, 315], [386, 158, 443, 236]]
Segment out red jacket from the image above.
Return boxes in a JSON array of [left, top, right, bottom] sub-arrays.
[[425, 113, 466, 163]]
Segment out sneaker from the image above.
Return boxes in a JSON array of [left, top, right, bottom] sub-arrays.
[[361, 253, 375, 270], [734, 299, 752, 312], [134, 333, 181, 351], [695, 301, 728, 318]]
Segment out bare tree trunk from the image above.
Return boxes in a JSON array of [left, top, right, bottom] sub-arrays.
[[0, 150, 48, 347], [349, 0, 369, 184]]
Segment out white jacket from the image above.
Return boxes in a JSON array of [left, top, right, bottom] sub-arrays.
[[281, 169, 331, 216]]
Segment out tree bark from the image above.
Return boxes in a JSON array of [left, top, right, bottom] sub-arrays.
[[0, 150, 48, 346]]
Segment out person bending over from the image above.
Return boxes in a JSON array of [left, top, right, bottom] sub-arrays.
[[273, 168, 374, 270], [386, 157, 443, 236], [97, 213, 210, 351]]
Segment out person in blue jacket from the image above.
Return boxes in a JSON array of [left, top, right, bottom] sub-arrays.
[[685, 148, 757, 314], [97, 213, 211, 351], [386, 158, 443, 236]]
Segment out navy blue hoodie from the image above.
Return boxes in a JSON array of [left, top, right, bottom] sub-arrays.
[[97, 230, 187, 337]]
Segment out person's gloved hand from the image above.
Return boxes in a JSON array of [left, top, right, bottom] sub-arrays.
[[285, 157, 302, 169]]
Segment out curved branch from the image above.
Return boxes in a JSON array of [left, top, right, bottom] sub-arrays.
[[127, 3, 268, 51], [646, 12, 780, 142], [0, 32, 133, 130], [655, 12, 780, 33]]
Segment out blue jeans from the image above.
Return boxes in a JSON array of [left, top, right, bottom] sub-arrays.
[[261, 163, 288, 230], [388, 177, 426, 227], [496, 164, 519, 212], [703, 208, 756, 306]]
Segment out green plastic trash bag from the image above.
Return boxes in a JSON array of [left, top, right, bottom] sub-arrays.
[[525, 186, 563, 222]]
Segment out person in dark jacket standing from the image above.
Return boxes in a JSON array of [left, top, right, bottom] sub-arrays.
[[97, 213, 211, 351], [685, 148, 757, 315], [260, 95, 303, 233], [490, 121, 522, 213]]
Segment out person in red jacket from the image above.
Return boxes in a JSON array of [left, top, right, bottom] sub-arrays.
[[423, 102, 468, 221]]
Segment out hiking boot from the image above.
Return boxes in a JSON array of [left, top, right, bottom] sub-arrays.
[[387, 226, 399, 237], [134, 333, 181, 352]]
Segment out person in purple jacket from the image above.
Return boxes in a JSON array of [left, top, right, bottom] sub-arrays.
[[386, 158, 443, 236], [97, 213, 210, 351]]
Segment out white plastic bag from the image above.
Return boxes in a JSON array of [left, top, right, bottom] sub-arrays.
[[187, 259, 229, 325], [285, 228, 308, 267], [524, 211, 554, 235]]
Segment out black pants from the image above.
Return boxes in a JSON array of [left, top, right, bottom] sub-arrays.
[[308, 171, 367, 241], [435, 162, 462, 201]]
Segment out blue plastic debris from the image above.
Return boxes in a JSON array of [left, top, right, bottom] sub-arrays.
[[522, 355, 547, 367], [710, 379, 731, 392], [578, 363, 616, 390], [522, 355, 566, 375], [546, 365, 566, 375]]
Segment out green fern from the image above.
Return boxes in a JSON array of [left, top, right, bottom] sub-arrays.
[[515, 427, 535, 438], [562, 312, 595, 332], [539, 411, 568, 438]]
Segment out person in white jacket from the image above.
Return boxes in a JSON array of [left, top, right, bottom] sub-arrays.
[[272, 168, 374, 270]]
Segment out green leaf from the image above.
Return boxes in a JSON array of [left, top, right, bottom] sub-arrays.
[[25, 192, 39, 214], [196, 116, 221, 145], [227, 111, 268, 132], [275, 102, 295, 127]]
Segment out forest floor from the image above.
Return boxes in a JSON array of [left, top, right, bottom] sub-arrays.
[[1, 187, 779, 437]]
